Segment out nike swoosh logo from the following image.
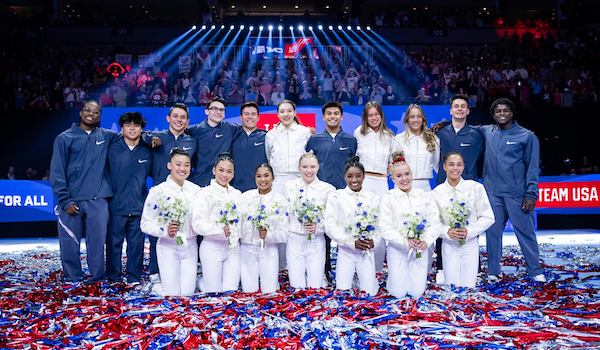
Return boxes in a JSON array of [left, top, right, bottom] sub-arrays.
[[215, 134, 224, 138], [138, 159, 148, 164], [506, 141, 518, 145], [254, 142, 264, 146], [460, 143, 470, 147], [182, 147, 192, 151], [96, 140, 106, 145], [339, 147, 349, 151]]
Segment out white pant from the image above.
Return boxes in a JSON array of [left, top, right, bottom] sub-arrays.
[[156, 237, 198, 296], [199, 239, 241, 293], [362, 175, 390, 197], [287, 231, 325, 289], [240, 243, 280, 293], [336, 246, 377, 295], [273, 173, 300, 271], [442, 237, 479, 288], [386, 244, 430, 298]]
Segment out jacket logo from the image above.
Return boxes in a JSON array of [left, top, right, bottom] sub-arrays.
[[506, 141, 518, 145], [96, 140, 106, 145], [182, 147, 192, 151], [215, 134, 224, 138], [254, 142, 264, 146], [339, 147, 349, 151], [460, 143, 470, 147], [138, 159, 148, 164]]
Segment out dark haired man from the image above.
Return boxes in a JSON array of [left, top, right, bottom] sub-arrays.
[[106, 112, 152, 285]]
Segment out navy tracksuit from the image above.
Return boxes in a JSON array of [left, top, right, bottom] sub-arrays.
[[231, 129, 268, 192], [435, 123, 484, 185], [480, 122, 543, 277], [305, 128, 357, 275], [106, 137, 153, 283], [50, 124, 118, 282], [305, 129, 357, 190], [186, 120, 242, 187]]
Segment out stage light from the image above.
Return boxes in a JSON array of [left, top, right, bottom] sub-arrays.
[[230, 25, 234, 29], [250, 26, 254, 31], [318, 25, 323, 30], [328, 25, 333, 30], [211, 25, 216, 29], [338, 25, 342, 30], [347, 25, 351, 30], [221, 25, 225, 29], [263, 4, 267, 8], [289, 25, 294, 31], [366, 26, 371, 30], [240, 25, 244, 30], [356, 26, 361, 30], [202, 25, 206, 30], [258, 25, 262, 30], [192, 25, 197, 30], [308, 26, 313, 31], [298, 25, 303, 31], [278, 25, 283, 30], [268, 25, 273, 30]]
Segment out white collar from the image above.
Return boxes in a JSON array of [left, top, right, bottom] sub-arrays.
[[443, 177, 466, 195], [209, 178, 235, 194], [165, 175, 192, 192]]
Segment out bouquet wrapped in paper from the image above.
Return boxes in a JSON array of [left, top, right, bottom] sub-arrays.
[[400, 212, 427, 258], [153, 190, 189, 246], [291, 188, 323, 241], [245, 201, 284, 248], [442, 197, 471, 246], [215, 200, 241, 252]]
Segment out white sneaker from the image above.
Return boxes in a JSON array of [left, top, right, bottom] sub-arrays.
[[436, 270, 445, 284], [149, 273, 161, 283], [533, 274, 546, 283]]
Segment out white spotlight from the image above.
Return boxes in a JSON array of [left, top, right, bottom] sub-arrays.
[[338, 25, 342, 30], [298, 25, 303, 31], [202, 25, 206, 30], [308, 26, 313, 31], [230, 25, 234, 29], [366, 25, 371, 30], [250, 26, 254, 31], [356, 26, 360, 30], [318, 25, 323, 30], [278, 25, 283, 30], [240, 25, 245, 30], [192, 25, 197, 30], [289, 25, 294, 31], [347, 25, 351, 30], [268, 25, 273, 30], [328, 25, 333, 30], [258, 25, 263, 30], [221, 25, 225, 29], [211, 25, 216, 29]]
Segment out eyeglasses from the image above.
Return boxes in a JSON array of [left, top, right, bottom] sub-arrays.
[[207, 107, 226, 114], [82, 107, 101, 116]]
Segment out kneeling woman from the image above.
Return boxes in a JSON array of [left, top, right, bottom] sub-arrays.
[[432, 152, 494, 288], [240, 164, 288, 293], [283, 152, 335, 289], [141, 148, 201, 296], [192, 153, 242, 293], [324, 156, 380, 295], [380, 151, 442, 298]]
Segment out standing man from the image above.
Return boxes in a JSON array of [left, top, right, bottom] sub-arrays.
[[306, 101, 357, 280], [186, 97, 242, 187], [50, 101, 118, 283], [231, 102, 268, 192], [480, 98, 545, 283], [106, 112, 152, 285], [433, 94, 485, 283], [148, 103, 197, 280]]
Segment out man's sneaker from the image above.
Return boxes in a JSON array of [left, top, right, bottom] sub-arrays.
[[487, 274, 502, 283], [149, 273, 161, 283], [533, 274, 547, 283], [436, 270, 445, 284]]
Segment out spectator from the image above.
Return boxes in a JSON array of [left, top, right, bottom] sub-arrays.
[[113, 84, 128, 107], [383, 85, 397, 105], [149, 84, 166, 107], [354, 87, 366, 106], [198, 85, 212, 106], [312, 86, 327, 106], [227, 81, 244, 106], [99, 87, 114, 107], [136, 85, 148, 107], [245, 85, 258, 103], [430, 80, 443, 105], [579, 156, 593, 174], [3, 166, 16, 180], [183, 86, 197, 106], [41, 169, 50, 181], [270, 84, 285, 106]]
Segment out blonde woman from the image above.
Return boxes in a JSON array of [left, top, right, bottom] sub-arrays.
[[395, 104, 440, 191]]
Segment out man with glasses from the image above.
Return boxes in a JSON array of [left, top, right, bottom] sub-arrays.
[[50, 101, 121, 283], [186, 97, 242, 187]]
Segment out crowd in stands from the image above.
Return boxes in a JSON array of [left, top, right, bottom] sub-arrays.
[[403, 27, 600, 107]]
